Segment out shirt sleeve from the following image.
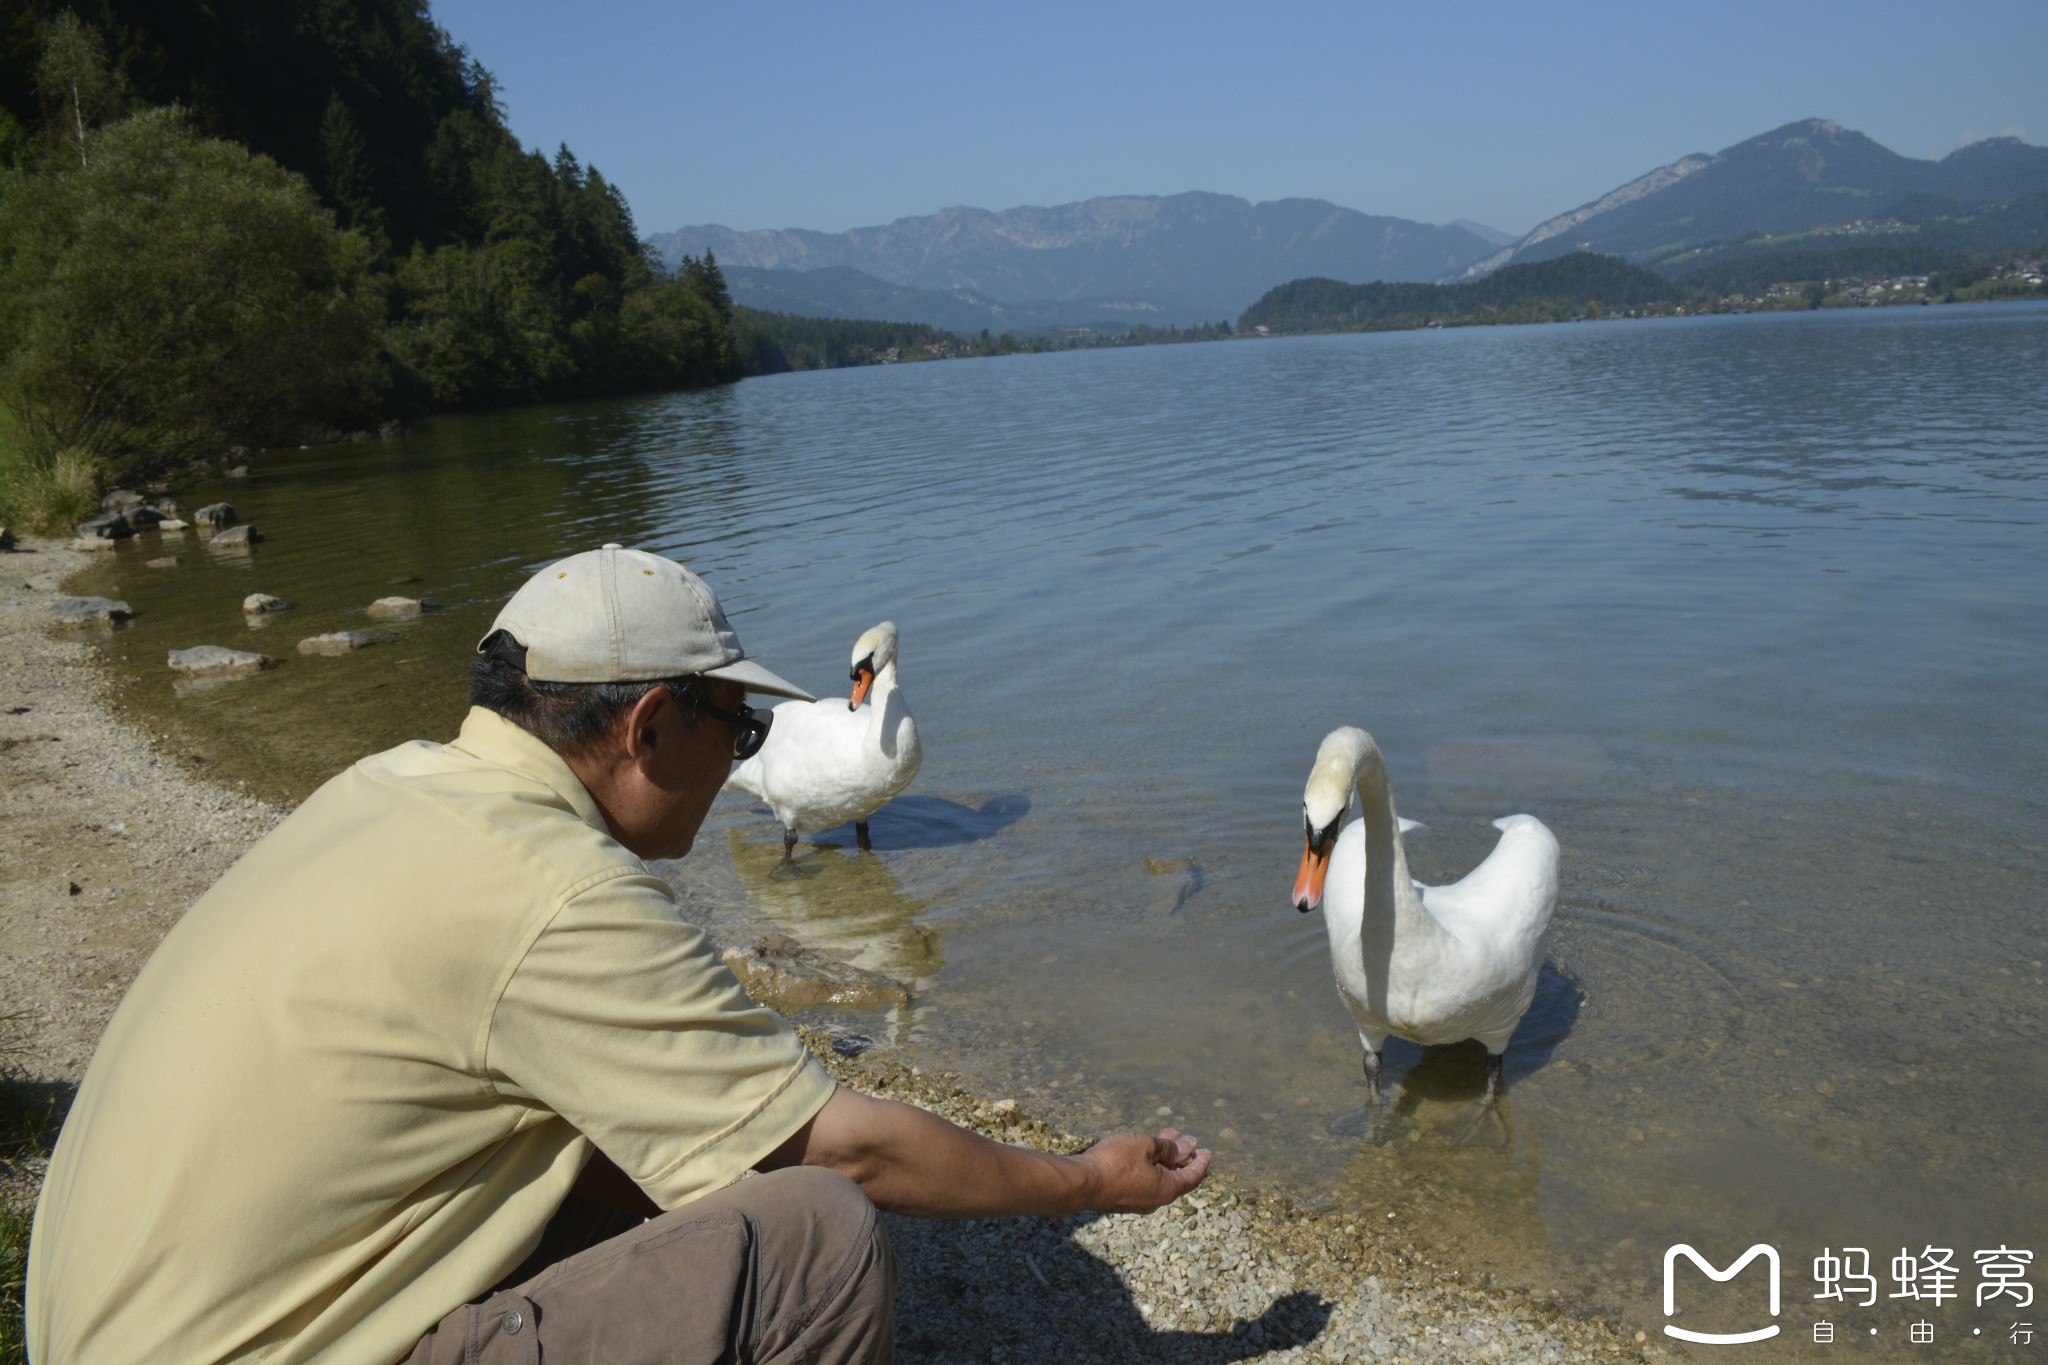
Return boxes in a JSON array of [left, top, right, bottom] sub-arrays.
[[485, 869, 837, 1209]]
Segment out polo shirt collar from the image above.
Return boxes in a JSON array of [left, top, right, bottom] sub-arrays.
[[449, 707, 611, 833]]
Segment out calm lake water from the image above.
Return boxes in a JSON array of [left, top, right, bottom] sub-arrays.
[[73, 303, 2048, 1345]]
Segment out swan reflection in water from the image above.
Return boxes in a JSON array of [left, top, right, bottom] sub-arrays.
[[725, 827, 945, 997]]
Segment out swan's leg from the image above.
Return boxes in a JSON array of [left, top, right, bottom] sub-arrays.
[[769, 827, 806, 881], [855, 820, 872, 852], [1357, 1047, 1392, 1143]]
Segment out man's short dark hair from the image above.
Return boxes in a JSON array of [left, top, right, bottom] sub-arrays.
[[470, 641, 710, 754]]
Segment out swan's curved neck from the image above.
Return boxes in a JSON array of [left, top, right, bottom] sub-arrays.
[[1353, 752, 1432, 934], [864, 661, 906, 725]]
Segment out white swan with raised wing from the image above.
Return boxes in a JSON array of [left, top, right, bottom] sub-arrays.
[[727, 621, 921, 862], [1291, 726, 1558, 1123]]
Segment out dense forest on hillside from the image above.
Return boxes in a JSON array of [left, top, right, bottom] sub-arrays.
[[0, 0, 745, 529], [1240, 253, 1685, 334], [736, 311, 1239, 373]]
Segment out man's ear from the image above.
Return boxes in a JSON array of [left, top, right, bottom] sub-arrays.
[[619, 685, 674, 766]]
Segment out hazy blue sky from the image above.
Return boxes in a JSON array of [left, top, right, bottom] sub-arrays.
[[429, 0, 2048, 239]]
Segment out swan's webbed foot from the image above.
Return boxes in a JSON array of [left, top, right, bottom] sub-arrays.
[[1450, 1053, 1511, 1149], [854, 820, 872, 852], [1330, 1048, 1395, 1145]]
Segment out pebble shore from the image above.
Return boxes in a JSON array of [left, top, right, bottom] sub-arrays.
[[0, 536, 1649, 1363]]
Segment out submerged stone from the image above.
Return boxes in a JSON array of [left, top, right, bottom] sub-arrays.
[[206, 524, 263, 549], [365, 596, 422, 620], [296, 630, 383, 655], [243, 593, 291, 614], [720, 933, 910, 1013], [167, 645, 271, 675]]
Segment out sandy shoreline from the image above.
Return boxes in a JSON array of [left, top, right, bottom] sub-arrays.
[[0, 536, 1648, 1363]]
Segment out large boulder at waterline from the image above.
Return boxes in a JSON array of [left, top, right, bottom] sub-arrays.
[[74, 512, 134, 540], [193, 503, 238, 529], [52, 596, 133, 625], [167, 645, 271, 675]]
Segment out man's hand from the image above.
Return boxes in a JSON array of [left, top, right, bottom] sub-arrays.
[[762, 1086, 1211, 1219], [1074, 1128, 1210, 1214]]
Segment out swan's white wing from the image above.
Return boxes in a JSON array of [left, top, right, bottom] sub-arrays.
[[1423, 814, 1559, 950]]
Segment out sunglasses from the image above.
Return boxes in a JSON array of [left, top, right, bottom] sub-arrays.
[[695, 697, 772, 760]]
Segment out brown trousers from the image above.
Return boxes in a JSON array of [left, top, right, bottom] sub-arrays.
[[404, 1167, 897, 1364]]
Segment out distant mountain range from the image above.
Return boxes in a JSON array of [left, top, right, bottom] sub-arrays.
[[1464, 119, 2048, 276], [650, 193, 1499, 324], [654, 120, 2048, 330]]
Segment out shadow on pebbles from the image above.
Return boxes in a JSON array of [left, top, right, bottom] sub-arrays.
[[798, 1028, 1641, 1364]]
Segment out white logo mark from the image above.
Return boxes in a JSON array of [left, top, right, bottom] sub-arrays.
[[1664, 1244, 1782, 1345]]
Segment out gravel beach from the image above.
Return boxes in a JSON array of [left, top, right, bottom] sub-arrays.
[[0, 537, 1649, 1363]]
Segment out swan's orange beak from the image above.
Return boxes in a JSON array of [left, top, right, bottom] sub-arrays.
[[1293, 837, 1330, 913], [848, 666, 875, 711]]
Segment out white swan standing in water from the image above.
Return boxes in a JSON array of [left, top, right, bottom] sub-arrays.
[[727, 621, 922, 865], [1291, 726, 1558, 1135]]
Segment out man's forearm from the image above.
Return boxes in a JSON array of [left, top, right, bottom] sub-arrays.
[[762, 1085, 1208, 1219]]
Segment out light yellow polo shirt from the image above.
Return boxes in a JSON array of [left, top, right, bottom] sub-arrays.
[[28, 708, 836, 1365]]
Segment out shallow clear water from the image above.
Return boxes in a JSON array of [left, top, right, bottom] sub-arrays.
[[73, 303, 2048, 1342]]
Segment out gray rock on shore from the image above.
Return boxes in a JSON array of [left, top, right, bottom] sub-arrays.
[[101, 490, 149, 513], [205, 524, 263, 549], [297, 630, 382, 655], [365, 596, 422, 620], [242, 593, 291, 614], [74, 512, 133, 541], [167, 645, 271, 676], [52, 596, 133, 626], [193, 503, 238, 529]]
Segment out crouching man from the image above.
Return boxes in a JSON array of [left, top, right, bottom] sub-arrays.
[[28, 545, 1208, 1364]]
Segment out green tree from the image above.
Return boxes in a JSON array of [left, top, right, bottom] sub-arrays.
[[318, 91, 386, 250], [0, 107, 384, 470], [31, 10, 122, 167]]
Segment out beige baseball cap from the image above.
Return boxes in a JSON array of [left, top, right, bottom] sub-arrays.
[[480, 544, 815, 700]]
